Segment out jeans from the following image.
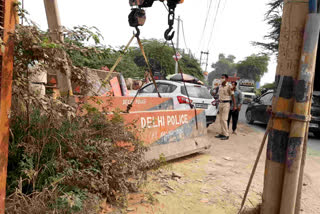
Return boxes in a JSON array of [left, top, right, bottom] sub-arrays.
[[227, 109, 239, 132]]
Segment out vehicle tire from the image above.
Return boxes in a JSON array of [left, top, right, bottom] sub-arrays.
[[313, 132, 320, 138], [246, 110, 254, 124]]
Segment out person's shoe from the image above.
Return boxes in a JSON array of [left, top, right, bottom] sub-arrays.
[[215, 134, 224, 138], [220, 136, 229, 140], [232, 131, 237, 135]]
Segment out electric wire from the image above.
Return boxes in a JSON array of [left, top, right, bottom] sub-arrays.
[[207, 0, 222, 50], [180, 20, 189, 52], [198, 0, 213, 49], [222, 0, 228, 13]]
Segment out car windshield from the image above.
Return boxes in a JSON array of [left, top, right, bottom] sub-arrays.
[[312, 94, 320, 106], [181, 85, 213, 99], [239, 86, 255, 93]]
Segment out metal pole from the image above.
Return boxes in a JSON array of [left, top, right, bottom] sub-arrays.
[[261, 2, 309, 213], [43, 0, 73, 96], [0, 1, 17, 213], [175, 15, 180, 74], [279, 12, 320, 214], [21, 0, 24, 25], [205, 51, 209, 73]]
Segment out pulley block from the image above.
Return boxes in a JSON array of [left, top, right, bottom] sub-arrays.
[[129, 0, 155, 7], [128, 8, 146, 27]]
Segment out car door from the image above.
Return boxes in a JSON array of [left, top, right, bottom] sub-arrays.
[[256, 92, 273, 123]]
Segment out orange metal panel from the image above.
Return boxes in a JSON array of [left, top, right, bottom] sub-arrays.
[[110, 109, 206, 146], [0, 0, 16, 213], [76, 96, 174, 114]]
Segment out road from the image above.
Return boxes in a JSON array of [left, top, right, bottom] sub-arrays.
[[239, 104, 320, 152]]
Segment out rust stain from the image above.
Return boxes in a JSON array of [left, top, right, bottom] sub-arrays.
[[0, 1, 17, 213]]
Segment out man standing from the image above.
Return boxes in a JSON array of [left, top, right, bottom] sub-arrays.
[[227, 81, 242, 134], [215, 74, 237, 140]]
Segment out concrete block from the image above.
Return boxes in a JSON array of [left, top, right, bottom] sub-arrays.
[[75, 96, 174, 113], [114, 109, 209, 160]]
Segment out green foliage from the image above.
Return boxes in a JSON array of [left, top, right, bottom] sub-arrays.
[[110, 48, 145, 79], [237, 54, 270, 82], [67, 46, 113, 69], [179, 53, 204, 81], [6, 105, 150, 212], [262, 82, 275, 89], [208, 53, 269, 86], [256, 82, 275, 95], [253, 0, 283, 54], [7, 20, 155, 213], [66, 36, 203, 81], [208, 54, 237, 86], [53, 188, 88, 213]]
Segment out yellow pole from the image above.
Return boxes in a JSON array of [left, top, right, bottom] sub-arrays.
[[261, 1, 309, 213], [280, 12, 320, 213], [44, 0, 73, 96]]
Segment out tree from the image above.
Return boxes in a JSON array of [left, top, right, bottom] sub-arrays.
[[67, 37, 204, 81], [253, 0, 283, 55], [237, 54, 269, 82], [208, 54, 237, 86], [129, 39, 204, 80]]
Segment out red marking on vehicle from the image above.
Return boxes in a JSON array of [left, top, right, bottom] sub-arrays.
[[177, 96, 192, 104]]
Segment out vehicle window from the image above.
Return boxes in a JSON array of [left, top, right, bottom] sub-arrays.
[[140, 84, 155, 93], [157, 83, 177, 93], [312, 94, 320, 106], [260, 93, 273, 104], [181, 85, 213, 99]]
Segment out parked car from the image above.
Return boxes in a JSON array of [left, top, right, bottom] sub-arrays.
[[245, 90, 320, 137], [134, 80, 218, 126]]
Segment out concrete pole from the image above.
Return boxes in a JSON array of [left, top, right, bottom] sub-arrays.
[[279, 12, 320, 214], [261, 2, 309, 213], [43, 0, 73, 96], [175, 16, 180, 74], [0, 1, 17, 213], [205, 51, 209, 73]]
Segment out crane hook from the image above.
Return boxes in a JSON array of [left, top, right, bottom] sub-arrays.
[[164, 27, 175, 41]]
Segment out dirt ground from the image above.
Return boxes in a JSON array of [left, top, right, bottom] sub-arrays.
[[103, 121, 320, 214]]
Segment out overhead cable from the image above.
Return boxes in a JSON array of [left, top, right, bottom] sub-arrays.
[[181, 20, 189, 51], [198, 0, 213, 49], [207, 0, 222, 50]]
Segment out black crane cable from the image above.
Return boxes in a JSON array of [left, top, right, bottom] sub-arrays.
[[170, 40, 199, 130], [126, 33, 162, 113]]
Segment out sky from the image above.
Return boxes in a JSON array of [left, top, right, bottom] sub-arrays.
[[23, 0, 277, 85]]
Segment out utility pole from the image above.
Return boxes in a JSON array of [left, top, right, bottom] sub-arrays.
[[261, 1, 319, 214], [200, 51, 209, 80], [204, 51, 209, 73], [279, 10, 320, 214], [175, 15, 180, 74], [43, 0, 73, 96], [0, 1, 17, 213]]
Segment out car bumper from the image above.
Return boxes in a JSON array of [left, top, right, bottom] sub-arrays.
[[206, 116, 216, 125]]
